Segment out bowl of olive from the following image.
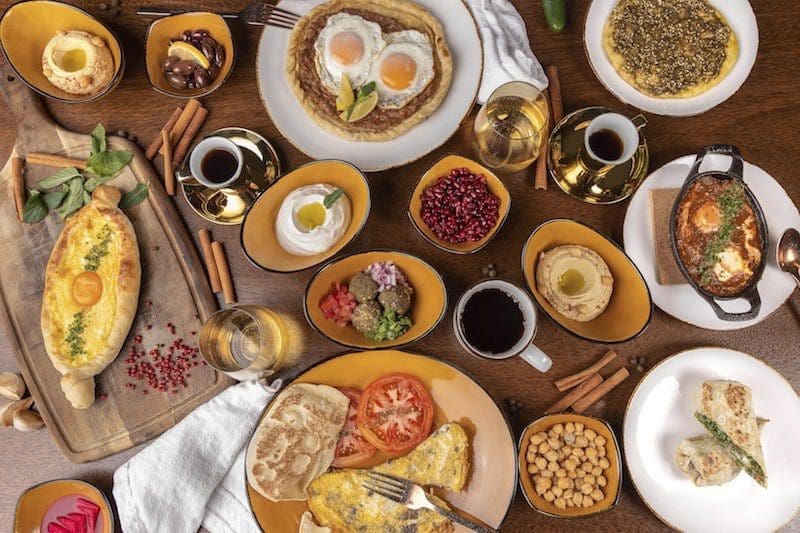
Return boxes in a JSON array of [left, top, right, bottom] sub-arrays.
[[145, 12, 234, 98]]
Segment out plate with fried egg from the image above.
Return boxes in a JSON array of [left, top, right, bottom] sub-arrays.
[[623, 154, 800, 330], [257, 0, 482, 171]]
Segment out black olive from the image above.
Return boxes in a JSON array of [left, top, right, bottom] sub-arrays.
[[166, 73, 188, 89], [172, 59, 197, 76], [161, 56, 179, 73], [192, 29, 210, 40], [214, 45, 225, 67], [200, 38, 216, 61], [181, 30, 192, 42], [186, 80, 196, 90], [193, 68, 211, 88], [209, 64, 221, 80]]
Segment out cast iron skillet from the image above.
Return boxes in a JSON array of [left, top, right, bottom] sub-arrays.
[[669, 144, 769, 322]]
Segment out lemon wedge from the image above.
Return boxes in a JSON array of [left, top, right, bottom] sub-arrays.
[[341, 91, 378, 122], [167, 41, 210, 69], [336, 75, 355, 112]]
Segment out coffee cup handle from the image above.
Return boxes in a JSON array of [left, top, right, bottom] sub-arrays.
[[518, 344, 552, 373]]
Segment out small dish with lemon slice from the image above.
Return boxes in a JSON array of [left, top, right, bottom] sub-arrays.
[[145, 12, 234, 98]]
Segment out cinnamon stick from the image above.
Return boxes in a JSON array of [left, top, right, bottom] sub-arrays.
[[544, 373, 603, 415], [555, 350, 618, 392], [172, 106, 208, 171], [534, 86, 551, 190], [198, 229, 222, 293], [25, 152, 87, 170], [11, 157, 25, 221], [160, 99, 200, 157], [211, 241, 236, 304], [546, 65, 564, 124], [145, 106, 183, 160], [572, 368, 630, 413], [162, 130, 174, 196]]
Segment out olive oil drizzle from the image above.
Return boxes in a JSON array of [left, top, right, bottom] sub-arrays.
[[698, 183, 745, 282], [65, 310, 87, 359], [83, 224, 114, 271]]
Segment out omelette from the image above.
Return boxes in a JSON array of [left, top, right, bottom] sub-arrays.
[[41, 185, 140, 409], [307, 422, 469, 532]]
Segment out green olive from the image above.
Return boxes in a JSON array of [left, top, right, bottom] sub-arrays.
[[542, 0, 567, 33]]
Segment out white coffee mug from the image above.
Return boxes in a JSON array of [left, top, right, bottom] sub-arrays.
[[583, 112, 645, 166], [186, 136, 243, 189], [453, 279, 553, 373]]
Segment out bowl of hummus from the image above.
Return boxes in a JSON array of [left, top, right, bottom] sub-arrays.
[[522, 219, 652, 343], [0, 1, 124, 102]]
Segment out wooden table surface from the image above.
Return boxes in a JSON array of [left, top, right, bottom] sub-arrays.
[[1, 0, 798, 531]]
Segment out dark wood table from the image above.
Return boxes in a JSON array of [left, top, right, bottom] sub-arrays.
[[1, 0, 798, 530]]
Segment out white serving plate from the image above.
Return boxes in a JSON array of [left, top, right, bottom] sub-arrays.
[[623, 153, 800, 330], [624, 347, 800, 532], [584, 0, 759, 116], [256, 0, 482, 171]]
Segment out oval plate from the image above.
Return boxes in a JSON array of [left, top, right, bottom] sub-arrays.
[[246, 350, 517, 532], [623, 347, 800, 532], [256, 0, 482, 171], [14, 479, 114, 533], [305, 250, 446, 349], [407, 154, 511, 254], [521, 218, 652, 343], [240, 159, 371, 273]]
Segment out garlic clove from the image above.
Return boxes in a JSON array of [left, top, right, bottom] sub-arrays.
[[0, 372, 26, 401], [13, 409, 44, 431], [0, 397, 33, 427]]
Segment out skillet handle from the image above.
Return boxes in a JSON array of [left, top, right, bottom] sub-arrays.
[[703, 286, 761, 322], [687, 144, 744, 181]]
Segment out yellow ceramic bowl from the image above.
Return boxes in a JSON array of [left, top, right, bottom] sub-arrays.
[[247, 350, 518, 532], [241, 160, 371, 273], [521, 218, 652, 343], [14, 479, 114, 532], [305, 250, 447, 349], [408, 154, 511, 254], [518, 413, 622, 519], [145, 12, 234, 98], [0, 0, 124, 102]]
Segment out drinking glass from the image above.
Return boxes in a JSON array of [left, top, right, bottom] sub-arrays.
[[472, 81, 549, 173]]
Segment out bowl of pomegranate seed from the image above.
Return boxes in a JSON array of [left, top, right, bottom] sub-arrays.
[[408, 154, 511, 254]]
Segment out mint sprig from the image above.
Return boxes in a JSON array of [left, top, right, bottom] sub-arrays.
[[323, 187, 345, 209]]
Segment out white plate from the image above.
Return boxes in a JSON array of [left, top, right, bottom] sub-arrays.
[[624, 347, 800, 532], [256, 0, 482, 171], [584, 0, 759, 116], [623, 154, 800, 330]]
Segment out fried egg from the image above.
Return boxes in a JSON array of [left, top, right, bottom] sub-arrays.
[[370, 30, 435, 109], [314, 13, 384, 94]]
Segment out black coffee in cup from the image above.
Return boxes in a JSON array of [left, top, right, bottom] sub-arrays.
[[459, 288, 525, 354]]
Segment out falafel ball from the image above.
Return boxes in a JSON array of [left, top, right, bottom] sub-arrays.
[[348, 272, 379, 303], [351, 300, 382, 335], [378, 285, 412, 315]]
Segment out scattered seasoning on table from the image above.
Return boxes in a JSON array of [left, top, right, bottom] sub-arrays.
[[636, 365, 645, 373], [125, 330, 202, 394], [99, 3, 108, 11]]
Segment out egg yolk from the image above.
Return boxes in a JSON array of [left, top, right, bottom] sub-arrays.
[[72, 271, 103, 307], [694, 201, 723, 232], [330, 31, 364, 66], [380, 53, 417, 90]]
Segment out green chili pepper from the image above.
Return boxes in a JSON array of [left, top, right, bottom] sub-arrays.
[[542, 0, 567, 33]]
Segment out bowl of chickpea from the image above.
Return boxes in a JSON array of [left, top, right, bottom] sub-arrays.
[[518, 413, 622, 517]]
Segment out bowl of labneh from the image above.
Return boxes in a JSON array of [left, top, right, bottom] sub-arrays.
[[240, 160, 371, 273], [0, 0, 125, 102], [518, 413, 622, 518]]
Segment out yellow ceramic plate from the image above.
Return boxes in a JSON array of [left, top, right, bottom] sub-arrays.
[[145, 12, 234, 98], [521, 218, 652, 342], [408, 154, 511, 254], [241, 160, 371, 273], [518, 413, 622, 518], [246, 350, 517, 532], [305, 250, 447, 349], [14, 479, 114, 532], [0, 0, 124, 102]]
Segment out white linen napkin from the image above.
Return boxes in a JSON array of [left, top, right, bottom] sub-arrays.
[[465, 0, 549, 103], [113, 379, 281, 533]]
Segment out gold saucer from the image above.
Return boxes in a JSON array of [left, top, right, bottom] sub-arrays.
[[178, 127, 280, 225], [547, 106, 649, 205]]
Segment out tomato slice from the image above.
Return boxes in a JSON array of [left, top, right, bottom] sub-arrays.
[[332, 387, 376, 467], [356, 373, 434, 454]]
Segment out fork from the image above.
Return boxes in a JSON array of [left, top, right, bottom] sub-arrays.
[[137, 3, 301, 30], [363, 471, 496, 533]]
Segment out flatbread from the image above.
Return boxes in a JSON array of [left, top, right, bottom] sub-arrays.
[[246, 384, 349, 501], [695, 380, 767, 487]]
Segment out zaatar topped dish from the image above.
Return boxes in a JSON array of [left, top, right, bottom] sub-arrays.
[[670, 145, 768, 321], [286, 0, 453, 141]]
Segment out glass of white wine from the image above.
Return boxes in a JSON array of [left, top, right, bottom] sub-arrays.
[[472, 81, 550, 173]]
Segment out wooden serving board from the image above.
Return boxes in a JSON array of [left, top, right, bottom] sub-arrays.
[[0, 62, 233, 463]]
